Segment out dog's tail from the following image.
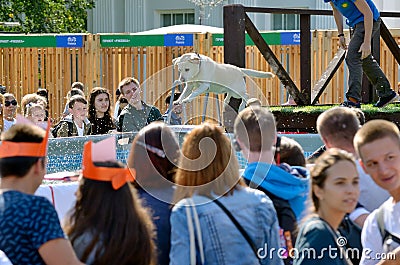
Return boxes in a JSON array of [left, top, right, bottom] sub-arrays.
[[240, 68, 275, 78]]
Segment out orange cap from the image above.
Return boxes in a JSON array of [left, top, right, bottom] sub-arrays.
[[0, 120, 50, 158], [82, 141, 135, 190]]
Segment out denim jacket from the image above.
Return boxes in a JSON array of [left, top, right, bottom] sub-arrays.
[[169, 187, 283, 265]]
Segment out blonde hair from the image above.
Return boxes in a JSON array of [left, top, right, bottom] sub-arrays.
[[354, 119, 400, 160], [173, 123, 244, 203], [25, 103, 45, 117], [20, 93, 47, 115]]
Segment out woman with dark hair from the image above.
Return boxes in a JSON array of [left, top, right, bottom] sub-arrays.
[[88, 87, 115, 135], [294, 148, 359, 265], [64, 140, 156, 265], [170, 123, 282, 265], [127, 121, 180, 265]]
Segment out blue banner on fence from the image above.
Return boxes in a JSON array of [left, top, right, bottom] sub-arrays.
[[280, 32, 300, 45], [164, 34, 193, 46], [56, 35, 83, 48]]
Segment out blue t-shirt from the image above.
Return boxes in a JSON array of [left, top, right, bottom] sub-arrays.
[[325, 0, 380, 27], [0, 191, 65, 265]]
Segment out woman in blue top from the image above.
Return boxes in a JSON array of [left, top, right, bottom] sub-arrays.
[[170, 123, 283, 265], [326, 0, 397, 108], [294, 148, 359, 265]]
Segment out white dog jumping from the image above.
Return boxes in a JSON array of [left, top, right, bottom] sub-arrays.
[[172, 53, 274, 107]]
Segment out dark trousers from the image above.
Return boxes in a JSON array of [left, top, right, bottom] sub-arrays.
[[345, 18, 393, 101]]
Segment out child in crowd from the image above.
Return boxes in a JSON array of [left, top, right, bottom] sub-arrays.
[[20, 93, 47, 117], [63, 85, 86, 118], [276, 136, 306, 167], [64, 138, 156, 265], [25, 103, 46, 129], [55, 95, 91, 137]]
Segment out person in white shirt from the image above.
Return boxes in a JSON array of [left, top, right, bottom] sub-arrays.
[[354, 120, 400, 265]]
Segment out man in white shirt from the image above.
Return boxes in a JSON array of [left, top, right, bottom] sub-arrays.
[[354, 119, 400, 265]]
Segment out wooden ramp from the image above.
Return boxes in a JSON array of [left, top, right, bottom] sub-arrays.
[[311, 49, 346, 104]]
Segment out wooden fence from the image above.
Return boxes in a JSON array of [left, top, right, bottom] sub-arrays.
[[0, 31, 399, 122]]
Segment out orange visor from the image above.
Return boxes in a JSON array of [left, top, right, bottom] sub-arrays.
[[0, 120, 50, 158], [82, 141, 135, 190]]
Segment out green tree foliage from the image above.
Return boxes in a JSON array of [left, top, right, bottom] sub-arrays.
[[0, 0, 95, 33]]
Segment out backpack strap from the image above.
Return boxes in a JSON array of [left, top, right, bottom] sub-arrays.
[[376, 204, 386, 243], [389, 232, 400, 245], [376, 204, 400, 245], [186, 198, 204, 265], [208, 196, 262, 265]]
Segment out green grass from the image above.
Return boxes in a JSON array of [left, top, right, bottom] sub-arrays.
[[269, 102, 400, 114]]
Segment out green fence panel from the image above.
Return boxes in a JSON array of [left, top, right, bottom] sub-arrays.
[[0, 35, 56, 48]]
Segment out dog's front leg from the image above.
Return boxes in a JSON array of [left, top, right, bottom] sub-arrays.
[[174, 82, 192, 105], [182, 82, 210, 103]]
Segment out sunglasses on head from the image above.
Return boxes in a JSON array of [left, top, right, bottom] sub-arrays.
[[4, 99, 17, 107]]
